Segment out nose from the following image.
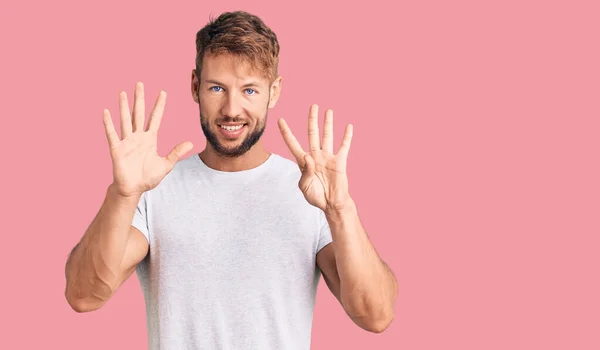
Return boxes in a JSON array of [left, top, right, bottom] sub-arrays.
[[220, 91, 243, 119]]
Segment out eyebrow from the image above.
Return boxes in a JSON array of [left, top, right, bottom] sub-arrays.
[[203, 79, 261, 88]]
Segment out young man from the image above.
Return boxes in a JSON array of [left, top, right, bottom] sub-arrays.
[[65, 10, 398, 349]]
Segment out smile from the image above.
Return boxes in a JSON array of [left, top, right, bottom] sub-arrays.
[[217, 123, 248, 139], [219, 124, 245, 131]]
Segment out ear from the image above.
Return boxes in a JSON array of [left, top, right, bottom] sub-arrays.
[[191, 69, 199, 104], [268, 75, 283, 109]]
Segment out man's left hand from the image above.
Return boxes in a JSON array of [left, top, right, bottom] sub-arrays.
[[278, 104, 354, 213]]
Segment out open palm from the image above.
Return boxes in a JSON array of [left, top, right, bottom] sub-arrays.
[[103, 82, 193, 197], [278, 104, 353, 212]]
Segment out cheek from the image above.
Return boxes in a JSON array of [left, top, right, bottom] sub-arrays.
[[199, 94, 221, 112], [246, 96, 269, 113], [198, 91, 210, 104]]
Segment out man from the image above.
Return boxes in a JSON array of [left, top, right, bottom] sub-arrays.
[[65, 10, 398, 349]]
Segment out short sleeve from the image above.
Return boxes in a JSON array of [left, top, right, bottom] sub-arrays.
[[131, 191, 150, 243], [316, 209, 333, 253]]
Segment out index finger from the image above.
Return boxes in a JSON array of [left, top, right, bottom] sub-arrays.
[[102, 109, 119, 148], [277, 118, 306, 164]]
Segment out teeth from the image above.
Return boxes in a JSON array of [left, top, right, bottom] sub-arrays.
[[220, 125, 244, 131]]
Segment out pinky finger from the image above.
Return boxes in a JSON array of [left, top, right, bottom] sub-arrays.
[[103, 109, 120, 148]]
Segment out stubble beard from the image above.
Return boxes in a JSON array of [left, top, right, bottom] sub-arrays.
[[200, 110, 268, 158]]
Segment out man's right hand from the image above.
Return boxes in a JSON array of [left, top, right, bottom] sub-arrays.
[[103, 82, 193, 198]]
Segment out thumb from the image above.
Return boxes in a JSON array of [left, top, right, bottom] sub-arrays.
[[166, 141, 194, 167], [298, 153, 315, 189]]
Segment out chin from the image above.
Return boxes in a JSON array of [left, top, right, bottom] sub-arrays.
[[211, 132, 253, 157], [201, 115, 266, 158], [214, 144, 252, 158]]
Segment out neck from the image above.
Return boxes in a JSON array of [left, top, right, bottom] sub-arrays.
[[198, 141, 271, 172]]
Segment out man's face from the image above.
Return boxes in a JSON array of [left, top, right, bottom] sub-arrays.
[[192, 53, 281, 157]]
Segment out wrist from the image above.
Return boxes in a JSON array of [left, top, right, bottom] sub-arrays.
[[325, 197, 357, 219], [107, 182, 142, 203]]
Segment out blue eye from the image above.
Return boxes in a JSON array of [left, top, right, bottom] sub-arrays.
[[210, 86, 223, 92], [245, 88, 256, 95]]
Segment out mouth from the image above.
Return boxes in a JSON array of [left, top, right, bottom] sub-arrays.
[[217, 123, 248, 139]]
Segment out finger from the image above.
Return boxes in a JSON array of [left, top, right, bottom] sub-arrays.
[[147, 91, 167, 132], [102, 109, 119, 148], [322, 109, 334, 153], [278, 118, 306, 164], [298, 153, 316, 190], [165, 141, 194, 167], [132, 82, 145, 132], [119, 91, 133, 138], [338, 124, 353, 157], [308, 104, 320, 152]]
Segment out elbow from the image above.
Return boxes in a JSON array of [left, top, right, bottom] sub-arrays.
[[67, 298, 95, 313], [345, 301, 395, 334], [64, 279, 112, 313], [365, 312, 394, 333], [64, 253, 117, 313], [66, 291, 106, 313]]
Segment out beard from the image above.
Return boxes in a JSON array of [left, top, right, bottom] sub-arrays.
[[200, 110, 267, 158]]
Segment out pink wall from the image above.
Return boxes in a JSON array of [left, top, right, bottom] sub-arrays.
[[1, 0, 598, 349]]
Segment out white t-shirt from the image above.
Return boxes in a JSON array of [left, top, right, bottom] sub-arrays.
[[132, 153, 333, 350]]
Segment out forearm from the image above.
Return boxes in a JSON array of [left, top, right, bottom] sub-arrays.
[[64, 184, 140, 311], [326, 199, 398, 329]]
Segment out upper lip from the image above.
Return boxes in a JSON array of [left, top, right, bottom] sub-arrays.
[[218, 123, 246, 126]]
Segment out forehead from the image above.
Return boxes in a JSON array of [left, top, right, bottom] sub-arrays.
[[200, 53, 269, 86]]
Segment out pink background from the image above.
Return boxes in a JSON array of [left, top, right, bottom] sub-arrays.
[[1, 0, 599, 349]]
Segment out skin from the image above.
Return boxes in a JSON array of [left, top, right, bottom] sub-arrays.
[[190, 52, 282, 172], [277, 106, 398, 333], [64, 51, 397, 334]]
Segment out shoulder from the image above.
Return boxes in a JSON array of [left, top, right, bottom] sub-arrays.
[[165, 154, 200, 179], [264, 153, 306, 189], [171, 153, 200, 173], [268, 153, 302, 178], [145, 154, 199, 196]]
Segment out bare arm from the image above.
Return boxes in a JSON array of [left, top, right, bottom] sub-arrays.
[[317, 200, 398, 333], [278, 104, 397, 333], [64, 185, 148, 313], [64, 82, 192, 312]]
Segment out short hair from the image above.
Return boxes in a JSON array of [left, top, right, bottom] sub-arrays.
[[195, 11, 280, 83]]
